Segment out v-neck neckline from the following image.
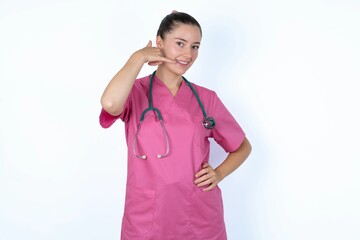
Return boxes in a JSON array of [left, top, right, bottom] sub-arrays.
[[152, 74, 193, 112], [153, 74, 185, 99]]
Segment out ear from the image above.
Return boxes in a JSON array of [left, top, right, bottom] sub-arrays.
[[156, 36, 164, 48]]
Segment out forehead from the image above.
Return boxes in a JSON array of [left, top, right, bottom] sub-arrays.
[[167, 24, 202, 42]]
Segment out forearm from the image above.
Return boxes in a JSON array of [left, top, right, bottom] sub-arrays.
[[215, 137, 252, 182], [101, 51, 146, 116]]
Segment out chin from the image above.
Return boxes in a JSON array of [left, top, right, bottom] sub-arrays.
[[162, 62, 192, 76], [173, 64, 192, 75]]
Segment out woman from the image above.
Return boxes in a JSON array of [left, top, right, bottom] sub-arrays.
[[100, 11, 252, 240]]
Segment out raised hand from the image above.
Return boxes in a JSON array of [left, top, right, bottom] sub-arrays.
[[135, 40, 175, 66]]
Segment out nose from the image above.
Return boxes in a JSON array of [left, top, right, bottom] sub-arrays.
[[182, 47, 193, 59]]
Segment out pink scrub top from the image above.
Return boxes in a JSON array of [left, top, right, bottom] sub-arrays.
[[100, 74, 245, 240]]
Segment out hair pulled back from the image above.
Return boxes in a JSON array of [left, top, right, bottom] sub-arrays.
[[156, 12, 202, 39]]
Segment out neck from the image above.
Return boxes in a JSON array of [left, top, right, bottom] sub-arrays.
[[155, 68, 183, 90]]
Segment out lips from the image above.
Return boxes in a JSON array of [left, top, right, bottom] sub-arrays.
[[176, 59, 190, 66]]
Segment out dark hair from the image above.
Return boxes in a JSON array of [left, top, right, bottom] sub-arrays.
[[156, 12, 202, 39]]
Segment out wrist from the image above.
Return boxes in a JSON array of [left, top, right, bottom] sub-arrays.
[[215, 167, 225, 183], [130, 51, 147, 65]]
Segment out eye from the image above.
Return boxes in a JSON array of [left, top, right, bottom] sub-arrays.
[[192, 45, 200, 50], [176, 42, 184, 47]]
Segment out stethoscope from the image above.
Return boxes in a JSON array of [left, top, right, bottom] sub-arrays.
[[133, 71, 216, 160]]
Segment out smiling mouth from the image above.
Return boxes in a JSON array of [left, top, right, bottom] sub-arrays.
[[176, 59, 190, 65]]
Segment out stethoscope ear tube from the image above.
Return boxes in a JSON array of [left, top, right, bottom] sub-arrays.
[[134, 114, 170, 160]]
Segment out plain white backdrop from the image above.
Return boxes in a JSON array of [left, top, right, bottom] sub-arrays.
[[1, 0, 359, 239]]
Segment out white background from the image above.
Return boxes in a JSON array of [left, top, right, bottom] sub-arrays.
[[1, 0, 359, 239]]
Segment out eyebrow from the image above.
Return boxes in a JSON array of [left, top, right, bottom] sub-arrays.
[[174, 37, 201, 45]]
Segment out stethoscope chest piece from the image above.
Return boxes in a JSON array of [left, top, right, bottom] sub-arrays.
[[203, 117, 216, 129]]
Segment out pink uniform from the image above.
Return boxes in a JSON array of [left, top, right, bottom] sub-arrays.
[[100, 74, 245, 240]]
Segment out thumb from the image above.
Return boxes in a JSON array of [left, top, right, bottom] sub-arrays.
[[146, 40, 152, 47]]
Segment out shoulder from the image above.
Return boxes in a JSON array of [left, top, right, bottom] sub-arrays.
[[134, 75, 151, 88], [189, 81, 217, 99], [129, 75, 151, 95]]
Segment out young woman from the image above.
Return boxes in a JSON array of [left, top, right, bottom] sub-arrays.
[[100, 11, 252, 240]]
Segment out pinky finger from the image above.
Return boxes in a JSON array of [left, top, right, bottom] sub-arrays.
[[148, 61, 162, 66], [202, 183, 216, 191]]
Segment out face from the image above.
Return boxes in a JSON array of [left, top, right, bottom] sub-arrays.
[[156, 24, 202, 75]]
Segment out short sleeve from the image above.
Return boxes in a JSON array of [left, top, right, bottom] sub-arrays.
[[99, 93, 132, 128], [211, 93, 245, 152], [99, 108, 120, 128]]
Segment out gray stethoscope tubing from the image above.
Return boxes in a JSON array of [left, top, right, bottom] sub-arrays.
[[133, 71, 215, 160], [183, 77, 216, 129]]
